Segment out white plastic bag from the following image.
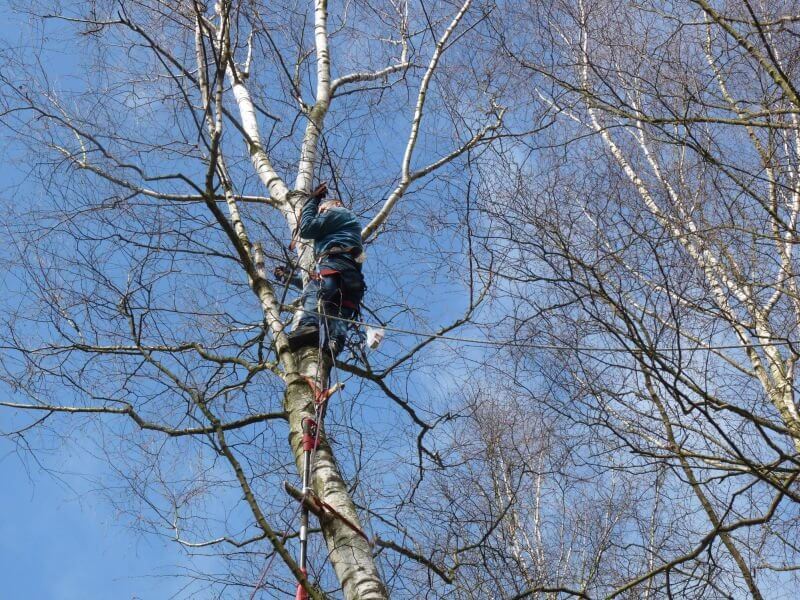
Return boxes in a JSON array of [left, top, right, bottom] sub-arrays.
[[365, 326, 384, 350]]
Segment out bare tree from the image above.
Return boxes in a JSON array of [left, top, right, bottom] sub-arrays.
[[9, 0, 800, 598], [0, 0, 504, 597], [470, 0, 800, 596]]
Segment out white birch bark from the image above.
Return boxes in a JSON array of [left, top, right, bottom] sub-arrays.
[[214, 2, 389, 596]]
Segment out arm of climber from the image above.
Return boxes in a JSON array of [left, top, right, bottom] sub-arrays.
[[273, 265, 303, 289], [298, 194, 335, 240]]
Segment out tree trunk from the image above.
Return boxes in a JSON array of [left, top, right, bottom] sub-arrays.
[[285, 346, 388, 600]]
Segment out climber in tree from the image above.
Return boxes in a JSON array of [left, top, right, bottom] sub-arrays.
[[284, 182, 366, 355]]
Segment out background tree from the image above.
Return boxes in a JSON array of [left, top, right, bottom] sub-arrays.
[[467, 0, 800, 596]]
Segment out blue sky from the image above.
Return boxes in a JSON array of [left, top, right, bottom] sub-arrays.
[[0, 9, 202, 598], [1, 447, 191, 599]]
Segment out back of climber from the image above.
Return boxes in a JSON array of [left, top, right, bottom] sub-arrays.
[[286, 182, 365, 356]]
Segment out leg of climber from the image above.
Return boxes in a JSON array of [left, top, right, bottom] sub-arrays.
[[288, 278, 322, 351], [328, 304, 356, 355], [317, 274, 345, 355], [323, 266, 365, 356]]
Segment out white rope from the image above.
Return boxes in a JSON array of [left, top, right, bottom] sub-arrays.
[[303, 309, 800, 354]]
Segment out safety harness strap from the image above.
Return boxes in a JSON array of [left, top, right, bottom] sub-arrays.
[[301, 417, 320, 451]]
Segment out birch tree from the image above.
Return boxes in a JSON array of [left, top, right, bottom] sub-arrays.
[[10, 0, 800, 598], [0, 1, 503, 597], [472, 0, 800, 595]]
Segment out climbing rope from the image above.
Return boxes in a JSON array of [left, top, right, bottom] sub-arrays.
[[250, 298, 338, 600], [291, 291, 350, 600], [293, 306, 329, 600]]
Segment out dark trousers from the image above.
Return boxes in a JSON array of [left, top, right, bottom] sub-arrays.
[[298, 274, 357, 348]]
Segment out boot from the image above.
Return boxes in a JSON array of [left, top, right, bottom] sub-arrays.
[[287, 325, 320, 351]]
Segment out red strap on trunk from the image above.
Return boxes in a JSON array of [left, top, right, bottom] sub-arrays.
[[301, 417, 319, 451], [302, 376, 338, 406], [295, 568, 309, 600]]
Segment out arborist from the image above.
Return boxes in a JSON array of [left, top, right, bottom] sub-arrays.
[[280, 182, 366, 356]]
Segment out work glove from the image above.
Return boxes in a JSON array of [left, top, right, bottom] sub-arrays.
[[309, 182, 327, 201]]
